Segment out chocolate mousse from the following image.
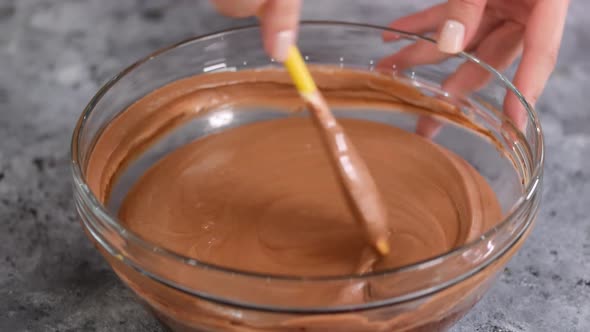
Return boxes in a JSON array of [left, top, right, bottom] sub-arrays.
[[85, 66, 505, 331]]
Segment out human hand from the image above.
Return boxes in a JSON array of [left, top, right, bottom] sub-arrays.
[[381, 0, 569, 137], [210, 0, 301, 62]]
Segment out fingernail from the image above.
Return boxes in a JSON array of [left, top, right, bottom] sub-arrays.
[[273, 30, 295, 62], [438, 20, 465, 54], [382, 31, 401, 42], [416, 116, 442, 139]]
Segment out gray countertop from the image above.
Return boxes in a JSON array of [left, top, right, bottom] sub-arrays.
[[0, 1, 588, 331]]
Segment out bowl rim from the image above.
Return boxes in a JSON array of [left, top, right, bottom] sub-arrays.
[[71, 20, 544, 290]]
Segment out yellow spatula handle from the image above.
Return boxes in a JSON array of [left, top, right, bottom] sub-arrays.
[[283, 46, 317, 95]]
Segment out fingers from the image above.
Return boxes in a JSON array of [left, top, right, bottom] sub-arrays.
[[416, 116, 445, 138], [377, 39, 446, 72], [439, 0, 488, 53], [444, 21, 523, 96], [210, 0, 301, 61], [259, 0, 301, 61], [505, 0, 569, 130], [382, 4, 446, 41], [416, 22, 524, 138], [210, 0, 265, 18], [379, 14, 500, 73]]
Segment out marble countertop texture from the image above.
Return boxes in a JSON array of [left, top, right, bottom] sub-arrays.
[[0, 0, 588, 331]]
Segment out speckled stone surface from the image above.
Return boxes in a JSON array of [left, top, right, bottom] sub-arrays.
[[0, 1, 588, 331]]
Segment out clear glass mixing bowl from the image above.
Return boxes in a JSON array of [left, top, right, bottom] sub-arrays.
[[71, 22, 543, 332]]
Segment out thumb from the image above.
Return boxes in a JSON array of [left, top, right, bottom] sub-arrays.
[[438, 0, 487, 53], [259, 0, 301, 62], [210, 0, 266, 17]]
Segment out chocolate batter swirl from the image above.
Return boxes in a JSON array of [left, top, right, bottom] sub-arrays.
[[85, 66, 504, 331], [118, 116, 500, 276]]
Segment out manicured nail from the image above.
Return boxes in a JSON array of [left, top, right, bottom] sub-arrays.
[[382, 31, 401, 42], [273, 30, 295, 62], [416, 116, 442, 139], [438, 20, 465, 54]]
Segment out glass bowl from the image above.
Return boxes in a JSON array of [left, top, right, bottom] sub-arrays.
[[71, 22, 543, 332]]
